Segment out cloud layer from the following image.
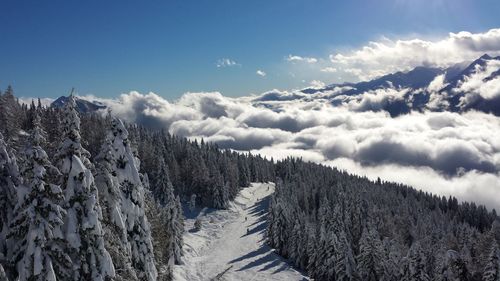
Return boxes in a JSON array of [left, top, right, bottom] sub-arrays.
[[329, 29, 500, 80], [286, 28, 500, 83], [89, 87, 500, 209]]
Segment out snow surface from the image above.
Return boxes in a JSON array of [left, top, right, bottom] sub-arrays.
[[173, 183, 309, 281]]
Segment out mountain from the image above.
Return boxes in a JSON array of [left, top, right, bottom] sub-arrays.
[[328, 66, 444, 95], [439, 54, 500, 114], [297, 54, 500, 116], [51, 95, 106, 113]]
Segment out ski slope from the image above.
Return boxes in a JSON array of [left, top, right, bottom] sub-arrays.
[[173, 183, 309, 281]]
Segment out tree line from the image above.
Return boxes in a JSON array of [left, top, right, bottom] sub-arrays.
[[0, 87, 274, 280], [1, 86, 499, 280], [268, 158, 500, 280]]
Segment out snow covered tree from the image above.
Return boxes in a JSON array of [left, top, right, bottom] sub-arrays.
[[237, 155, 250, 188], [54, 95, 115, 281], [0, 132, 20, 277], [151, 157, 175, 207], [380, 238, 404, 281], [335, 231, 361, 281], [144, 190, 177, 281], [189, 194, 196, 212], [437, 250, 471, 281], [105, 117, 157, 281], [0, 86, 21, 144], [0, 263, 8, 281], [147, 146, 184, 268], [357, 226, 383, 281], [404, 242, 430, 281], [172, 196, 184, 265], [95, 123, 138, 281], [483, 242, 500, 281], [8, 114, 72, 281], [210, 169, 228, 209], [313, 225, 336, 280]]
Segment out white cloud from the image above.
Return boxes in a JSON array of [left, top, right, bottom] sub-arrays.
[[216, 58, 240, 68], [456, 59, 500, 101], [321, 67, 337, 73], [286, 54, 318, 64], [94, 85, 500, 209], [256, 70, 266, 77], [329, 28, 500, 80], [18, 97, 54, 107], [309, 80, 325, 88]]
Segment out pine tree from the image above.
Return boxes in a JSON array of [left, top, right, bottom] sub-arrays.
[[95, 122, 138, 281], [315, 228, 336, 280], [0, 263, 8, 281], [404, 242, 430, 281], [0, 132, 20, 278], [145, 191, 172, 281], [335, 230, 361, 281], [0, 86, 21, 144], [147, 146, 184, 266], [483, 242, 500, 281], [151, 156, 175, 207], [54, 95, 115, 281], [437, 250, 471, 281], [106, 117, 157, 281], [210, 168, 228, 209], [380, 238, 403, 281], [357, 226, 383, 281], [172, 195, 184, 265], [8, 114, 71, 281]]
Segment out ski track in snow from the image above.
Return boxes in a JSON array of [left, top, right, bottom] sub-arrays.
[[173, 183, 309, 281]]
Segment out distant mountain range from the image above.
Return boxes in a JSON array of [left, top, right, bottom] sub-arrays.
[[323, 54, 500, 116], [51, 54, 500, 117]]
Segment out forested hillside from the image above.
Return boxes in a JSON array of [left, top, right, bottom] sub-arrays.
[[1, 87, 499, 281], [269, 159, 500, 280], [0, 88, 274, 280]]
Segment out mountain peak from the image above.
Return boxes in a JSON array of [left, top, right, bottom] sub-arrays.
[[51, 95, 106, 113], [479, 53, 492, 60]]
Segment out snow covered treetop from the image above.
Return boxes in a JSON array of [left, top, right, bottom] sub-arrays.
[[60, 95, 81, 138], [30, 114, 46, 146]]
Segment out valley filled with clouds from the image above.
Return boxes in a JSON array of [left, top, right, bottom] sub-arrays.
[[25, 28, 500, 209], [78, 78, 500, 209]]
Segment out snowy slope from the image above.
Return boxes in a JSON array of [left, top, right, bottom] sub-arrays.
[[173, 183, 309, 281]]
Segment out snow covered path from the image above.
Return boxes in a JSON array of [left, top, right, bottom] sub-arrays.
[[173, 183, 309, 281]]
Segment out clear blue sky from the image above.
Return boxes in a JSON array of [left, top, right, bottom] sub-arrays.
[[1, 0, 499, 99]]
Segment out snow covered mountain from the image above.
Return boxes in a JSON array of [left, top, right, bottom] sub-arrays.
[[261, 54, 500, 117], [51, 95, 106, 113], [1, 82, 500, 281]]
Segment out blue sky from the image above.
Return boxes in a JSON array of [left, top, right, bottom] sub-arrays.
[[1, 0, 499, 99]]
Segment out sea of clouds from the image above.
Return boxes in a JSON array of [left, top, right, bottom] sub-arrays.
[[80, 82, 500, 209], [21, 28, 500, 209]]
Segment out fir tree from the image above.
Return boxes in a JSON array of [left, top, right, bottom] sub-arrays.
[[106, 117, 157, 281], [357, 226, 383, 281], [95, 121, 138, 281], [483, 242, 500, 281], [151, 157, 175, 207], [8, 114, 71, 281], [0, 86, 21, 144], [172, 195, 184, 265], [145, 191, 174, 281], [437, 250, 471, 281], [54, 95, 115, 281], [0, 263, 8, 281], [0, 132, 20, 278], [404, 242, 430, 281], [335, 230, 361, 281]]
